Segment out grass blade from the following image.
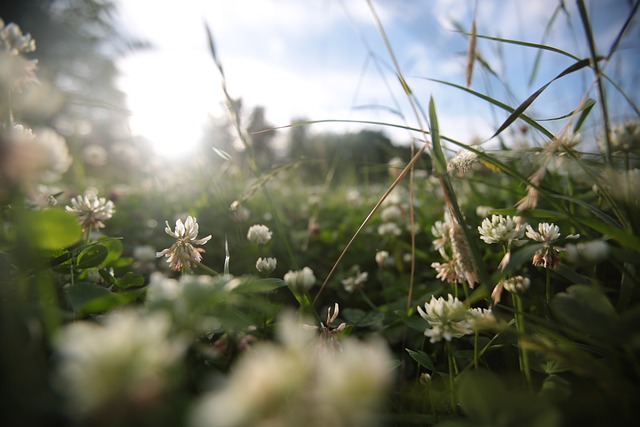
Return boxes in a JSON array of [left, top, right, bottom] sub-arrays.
[[490, 58, 591, 140]]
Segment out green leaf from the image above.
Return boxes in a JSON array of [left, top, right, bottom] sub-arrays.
[[76, 244, 108, 269], [551, 285, 619, 341], [96, 237, 123, 267], [65, 281, 112, 311], [573, 98, 596, 133], [231, 278, 286, 293], [115, 272, 145, 289], [406, 348, 434, 371], [20, 209, 82, 250], [457, 370, 507, 424], [428, 97, 447, 175]]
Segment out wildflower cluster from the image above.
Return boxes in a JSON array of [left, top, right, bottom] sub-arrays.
[[430, 211, 477, 288], [417, 295, 494, 343]]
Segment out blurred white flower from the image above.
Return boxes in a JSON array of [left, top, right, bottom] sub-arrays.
[[54, 309, 185, 417], [475, 206, 494, 218], [3, 124, 72, 186], [380, 204, 402, 222], [478, 214, 525, 245], [599, 120, 640, 152], [156, 216, 212, 271], [431, 219, 450, 251], [190, 312, 392, 427], [375, 250, 389, 268], [341, 271, 368, 293], [256, 257, 277, 273], [145, 272, 181, 304], [377, 222, 402, 237], [388, 156, 404, 178], [82, 144, 107, 167], [284, 266, 316, 292], [564, 240, 610, 264], [0, 19, 35, 56], [247, 224, 272, 245], [65, 191, 115, 232]]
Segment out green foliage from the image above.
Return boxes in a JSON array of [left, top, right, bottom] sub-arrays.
[[2, 2, 640, 427]]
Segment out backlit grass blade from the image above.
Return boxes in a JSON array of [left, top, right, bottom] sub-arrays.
[[490, 58, 591, 140]]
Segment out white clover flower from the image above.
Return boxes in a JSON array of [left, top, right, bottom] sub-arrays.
[[377, 222, 402, 237], [502, 275, 531, 295], [525, 222, 561, 242], [190, 312, 392, 427], [82, 144, 108, 167], [478, 214, 525, 245], [431, 220, 450, 251], [3, 124, 72, 185], [256, 257, 277, 273], [375, 250, 389, 268], [156, 216, 212, 271], [417, 295, 471, 343], [600, 120, 640, 152], [284, 266, 316, 292], [431, 258, 462, 283], [0, 19, 36, 56], [54, 309, 185, 417], [145, 272, 181, 304], [525, 222, 578, 269], [491, 275, 531, 304], [466, 307, 496, 331], [380, 204, 402, 222], [65, 191, 115, 232], [341, 271, 368, 293], [247, 224, 272, 245], [565, 240, 610, 264]]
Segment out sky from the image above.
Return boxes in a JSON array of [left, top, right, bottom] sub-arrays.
[[115, 0, 639, 158]]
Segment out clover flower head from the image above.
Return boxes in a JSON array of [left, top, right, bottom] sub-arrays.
[[417, 295, 471, 343], [4, 124, 72, 185], [284, 266, 316, 292], [378, 222, 402, 237], [375, 250, 389, 268], [54, 309, 185, 417], [431, 220, 451, 250], [341, 271, 368, 293], [255, 257, 277, 273], [600, 120, 640, 152], [502, 275, 531, 295], [156, 216, 212, 271], [478, 214, 525, 245], [0, 19, 36, 56], [525, 222, 561, 243], [431, 258, 462, 284], [65, 191, 115, 232], [247, 224, 272, 245], [467, 307, 495, 327]]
